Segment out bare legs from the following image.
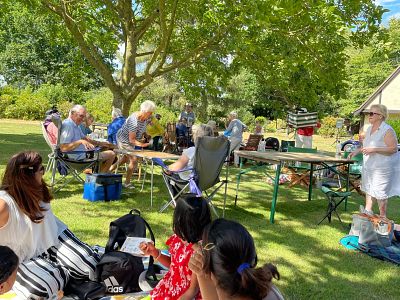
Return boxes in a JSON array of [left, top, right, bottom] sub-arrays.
[[109, 154, 137, 185], [99, 150, 116, 173], [365, 193, 388, 217]]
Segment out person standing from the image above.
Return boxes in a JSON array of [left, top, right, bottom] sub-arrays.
[[115, 100, 155, 188], [349, 104, 400, 217], [179, 103, 196, 128], [224, 111, 247, 165]]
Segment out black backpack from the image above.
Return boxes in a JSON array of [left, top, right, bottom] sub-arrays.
[[96, 209, 158, 294], [265, 137, 280, 151]]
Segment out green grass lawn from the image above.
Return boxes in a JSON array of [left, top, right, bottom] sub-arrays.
[[0, 119, 399, 299]]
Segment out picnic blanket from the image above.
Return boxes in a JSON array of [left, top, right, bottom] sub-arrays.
[[340, 235, 400, 265]]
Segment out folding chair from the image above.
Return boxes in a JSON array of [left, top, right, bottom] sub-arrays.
[[49, 116, 100, 193], [240, 134, 263, 151], [162, 122, 178, 154], [41, 122, 56, 173], [340, 151, 363, 195], [157, 136, 230, 217], [285, 146, 317, 187], [318, 185, 351, 225]]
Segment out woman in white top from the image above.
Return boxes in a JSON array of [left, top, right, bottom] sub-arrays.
[[165, 124, 214, 195], [349, 104, 400, 217], [0, 151, 99, 299], [188, 219, 284, 300], [224, 112, 247, 166]]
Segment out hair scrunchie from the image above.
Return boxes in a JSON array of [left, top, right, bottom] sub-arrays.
[[237, 263, 251, 275]]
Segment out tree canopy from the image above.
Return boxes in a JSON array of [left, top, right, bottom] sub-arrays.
[[4, 0, 388, 115], [0, 1, 103, 90]]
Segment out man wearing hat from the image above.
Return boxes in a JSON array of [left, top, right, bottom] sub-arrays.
[[179, 103, 196, 128]]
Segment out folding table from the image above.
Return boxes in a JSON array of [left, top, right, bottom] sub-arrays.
[[234, 150, 354, 223]]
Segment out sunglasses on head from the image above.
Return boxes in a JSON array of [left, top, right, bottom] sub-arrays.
[[369, 112, 381, 116], [22, 165, 45, 174]]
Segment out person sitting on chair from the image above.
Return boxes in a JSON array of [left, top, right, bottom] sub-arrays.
[[59, 105, 116, 173], [107, 107, 126, 145], [166, 124, 214, 195], [207, 120, 219, 137], [0, 151, 100, 299], [146, 113, 164, 151], [114, 100, 155, 189], [79, 113, 94, 136], [179, 103, 196, 128]]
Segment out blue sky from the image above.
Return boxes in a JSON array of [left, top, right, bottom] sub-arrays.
[[378, 0, 400, 25]]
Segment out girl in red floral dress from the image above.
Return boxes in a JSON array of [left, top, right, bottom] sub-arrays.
[[140, 193, 211, 300]]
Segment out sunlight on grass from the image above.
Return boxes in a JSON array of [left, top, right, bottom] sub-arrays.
[[1, 119, 399, 299]]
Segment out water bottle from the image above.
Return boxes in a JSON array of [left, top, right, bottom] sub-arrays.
[[335, 141, 341, 158]]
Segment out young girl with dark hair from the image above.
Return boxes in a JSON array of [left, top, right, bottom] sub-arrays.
[[140, 193, 212, 300], [189, 219, 284, 300], [0, 151, 99, 299], [0, 246, 19, 295]]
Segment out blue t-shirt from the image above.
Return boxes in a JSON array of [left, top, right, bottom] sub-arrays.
[[108, 117, 126, 145], [60, 118, 86, 159]]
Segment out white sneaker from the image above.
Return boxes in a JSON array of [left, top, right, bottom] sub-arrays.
[[123, 183, 135, 189]]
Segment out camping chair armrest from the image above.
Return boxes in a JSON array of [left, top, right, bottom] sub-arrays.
[[152, 158, 193, 174]]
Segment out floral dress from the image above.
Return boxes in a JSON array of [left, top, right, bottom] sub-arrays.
[[150, 234, 201, 300]]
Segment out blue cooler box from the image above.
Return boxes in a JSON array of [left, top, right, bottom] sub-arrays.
[[83, 173, 122, 202]]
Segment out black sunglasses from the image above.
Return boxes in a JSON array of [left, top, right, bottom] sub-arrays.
[[24, 165, 45, 174], [369, 112, 381, 116]]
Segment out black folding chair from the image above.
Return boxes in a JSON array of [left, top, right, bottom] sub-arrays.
[[318, 185, 351, 225], [156, 135, 230, 217], [48, 116, 100, 193]]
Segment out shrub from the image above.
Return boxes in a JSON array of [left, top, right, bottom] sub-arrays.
[[4, 87, 50, 120], [36, 83, 84, 105], [386, 119, 400, 138], [319, 116, 347, 137], [84, 88, 113, 123]]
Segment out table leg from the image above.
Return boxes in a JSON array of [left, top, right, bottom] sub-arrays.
[[150, 161, 154, 207], [235, 157, 243, 205], [345, 162, 350, 211], [140, 158, 148, 191], [308, 163, 314, 201], [270, 163, 281, 224]]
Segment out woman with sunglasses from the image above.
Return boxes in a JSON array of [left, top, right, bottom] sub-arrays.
[[188, 219, 284, 300], [0, 151, 99, 299], [349, 104, 400, 217]]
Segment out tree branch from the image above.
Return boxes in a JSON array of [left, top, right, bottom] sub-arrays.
[[39, 0, 120, 95]]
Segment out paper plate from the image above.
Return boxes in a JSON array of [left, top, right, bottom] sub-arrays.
[[340, 235, 359, 250]]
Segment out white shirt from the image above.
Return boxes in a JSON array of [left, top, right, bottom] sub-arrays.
[[0, 191, 67, 262], [179, 147, 196, 180]]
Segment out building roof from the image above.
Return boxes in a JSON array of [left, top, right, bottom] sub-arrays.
[[353, 66, 400, 115]]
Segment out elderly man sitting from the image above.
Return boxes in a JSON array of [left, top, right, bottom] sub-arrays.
[[60, 105, 116, 173]]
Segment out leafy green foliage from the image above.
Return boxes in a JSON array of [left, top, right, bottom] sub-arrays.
[[4, 87, 50, 120], [318, 116, 347, 137], [386, 119, 400, 138], [8, 0, 386, 116], [0, 2, 103, 90]]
